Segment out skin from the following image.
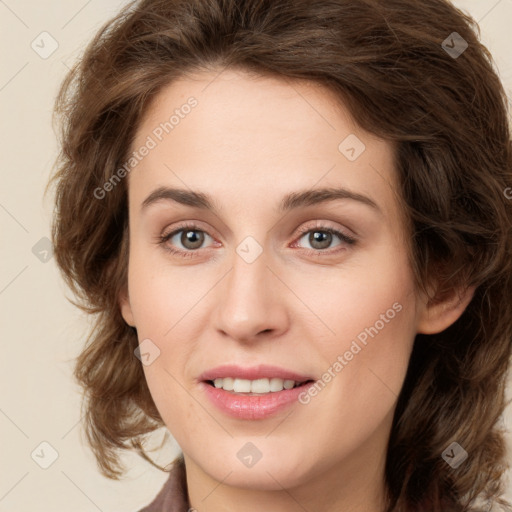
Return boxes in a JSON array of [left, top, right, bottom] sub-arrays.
[[120, 69, 474, 512]]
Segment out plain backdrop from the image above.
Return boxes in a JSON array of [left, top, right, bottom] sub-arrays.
[[1, 0, 511, 510]]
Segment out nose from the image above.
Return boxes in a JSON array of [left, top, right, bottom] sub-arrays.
[[212, 246, 290, 343]]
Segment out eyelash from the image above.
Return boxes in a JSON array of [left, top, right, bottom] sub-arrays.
[[157, 222, 357, 259]]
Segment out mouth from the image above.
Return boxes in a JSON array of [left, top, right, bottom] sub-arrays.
[[204, 377, 315, 395], [198, 364, 316, 418]]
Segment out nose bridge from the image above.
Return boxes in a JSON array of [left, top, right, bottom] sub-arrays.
[[213, 240, 288, 340]]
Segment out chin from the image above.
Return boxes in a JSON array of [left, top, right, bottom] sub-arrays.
[[197, 445, 313, 491]]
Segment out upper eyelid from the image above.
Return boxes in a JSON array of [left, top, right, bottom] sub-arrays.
[[162, 220, 348, 236], [162, 219, 215, 235]]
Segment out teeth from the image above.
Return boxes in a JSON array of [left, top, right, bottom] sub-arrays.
[[250, 378, 270, 393], [283, 379, 295, 390], [233, 378, 252, 393], [269, 377, 285, 392], [212, 377, 301, 393]]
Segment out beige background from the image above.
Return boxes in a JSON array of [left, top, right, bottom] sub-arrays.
[[0, 1, 511, 510]]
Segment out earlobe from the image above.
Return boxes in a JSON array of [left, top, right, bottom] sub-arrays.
[[119, 287, 136, 327], [416, 284, 476, 335]]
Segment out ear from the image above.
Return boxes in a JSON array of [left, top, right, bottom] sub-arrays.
[[119, 285, 136, 327], [416, 283, 476, 335]]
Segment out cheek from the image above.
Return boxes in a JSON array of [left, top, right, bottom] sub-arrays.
[[295, 240, 416, 357], [127, 247, 193, 336], [303, 243, 417, 414], [125, 243, 219, 398]]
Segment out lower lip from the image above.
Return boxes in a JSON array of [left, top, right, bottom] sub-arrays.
[[200, 381, 315, 420]]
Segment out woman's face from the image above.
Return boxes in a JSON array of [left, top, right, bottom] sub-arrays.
[[120, 69, 425, 499]]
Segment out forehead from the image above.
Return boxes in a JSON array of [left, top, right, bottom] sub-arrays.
[[128, 68, 400, 221], [134, 68, 364, 159]]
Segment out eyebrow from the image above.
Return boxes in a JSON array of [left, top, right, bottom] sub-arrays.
[[141, 186, 382, 215]]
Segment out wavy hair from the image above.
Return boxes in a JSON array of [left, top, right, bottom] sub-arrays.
[[48, 0, 512, 510]]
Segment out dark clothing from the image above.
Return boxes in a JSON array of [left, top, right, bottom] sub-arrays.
[[138, 456, 190, 512]]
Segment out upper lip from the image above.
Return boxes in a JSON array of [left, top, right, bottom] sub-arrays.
[[198, 364, 314, 383]]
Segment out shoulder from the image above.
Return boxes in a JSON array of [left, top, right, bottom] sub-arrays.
[[136, 456, 189, 512]]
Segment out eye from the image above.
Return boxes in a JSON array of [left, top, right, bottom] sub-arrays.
[[292, 224, 356, 254], [158, 222, 215, 257]]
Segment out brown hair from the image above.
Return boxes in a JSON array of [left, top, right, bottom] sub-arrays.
[[48, 0, 512, 510]]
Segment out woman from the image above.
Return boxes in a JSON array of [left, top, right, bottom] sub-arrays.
[[48, 0, 512, 510]]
